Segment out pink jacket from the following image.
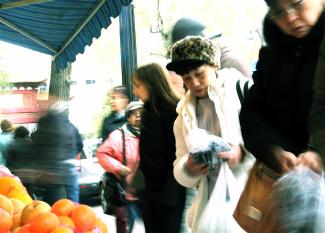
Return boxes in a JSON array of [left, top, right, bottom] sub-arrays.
[[97, 125, 140, 187]]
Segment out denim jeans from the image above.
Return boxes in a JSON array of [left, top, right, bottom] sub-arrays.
[[126, 202, 142, 233], [26, 181, 79, 205], [65, 176, 79, 203]]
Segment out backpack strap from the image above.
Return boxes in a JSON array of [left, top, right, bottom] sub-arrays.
[[236, 79, 250, 105], [236, 80, 244, 105], [243, 80, 249, 97]]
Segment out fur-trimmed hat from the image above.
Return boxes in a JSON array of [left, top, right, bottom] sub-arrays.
[[166, 36, 221, 72]]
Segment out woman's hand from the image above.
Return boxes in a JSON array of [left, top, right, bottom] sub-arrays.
[[297, 151, 323, 174], [119, 165, 131, 176], [273, 147, 297, 173], [185, 155, 210, 176], [218, 143, 242, 167]]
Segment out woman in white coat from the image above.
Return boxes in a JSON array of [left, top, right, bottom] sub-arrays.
[[166, 36, 254, 232]]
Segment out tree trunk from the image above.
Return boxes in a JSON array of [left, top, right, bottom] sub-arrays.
[[48, 60, 71, 102]]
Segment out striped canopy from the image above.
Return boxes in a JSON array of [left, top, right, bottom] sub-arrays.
[[0, 0, 132, 69]]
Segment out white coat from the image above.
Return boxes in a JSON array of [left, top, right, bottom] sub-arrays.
[[173, 68, 254, 232]]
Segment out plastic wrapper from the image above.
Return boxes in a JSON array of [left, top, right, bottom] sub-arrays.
[[0, 165, 19, 180], [186, 128, 231, 168], [271, 166, 325, 233], [197, 161, 245, 233]]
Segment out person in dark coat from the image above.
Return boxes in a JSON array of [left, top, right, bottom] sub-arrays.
[[132, 63, 186, 233], [8, 101, 83, 205], [100, 86, 130, 140], [310, 4, 325, 166], [6, 126, 31, 173], [240, 0, 324, 174], [239, 0, 324, 231]]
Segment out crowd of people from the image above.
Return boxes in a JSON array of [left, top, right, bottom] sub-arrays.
[[2, 0, 325, 232]]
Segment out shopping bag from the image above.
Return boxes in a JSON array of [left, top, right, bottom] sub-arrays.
[[233, 161, 281, 233], [102, 172, 127, 214], [198, 161, 245, 233]]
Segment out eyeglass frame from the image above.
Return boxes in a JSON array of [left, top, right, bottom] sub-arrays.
[[269, 0, 305, 19]]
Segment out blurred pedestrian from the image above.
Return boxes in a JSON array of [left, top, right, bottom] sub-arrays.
[[132, 63, 186, 233], [6, 126, 31, 174], [0, 119, 14, 165], [100, 86, 130, 141], [97, 101, 143, 233], [14, 100, 83, 204]]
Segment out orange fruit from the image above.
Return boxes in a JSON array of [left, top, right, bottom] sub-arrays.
[[12, 213, 21, 230], [95, 218, 108, 233], [0, 177, 32, 205], [10, 198, 25, 215], [0, 208, 13, 233], [0, 177, 22, 195], [16, 224, 32, 233], [30, 212, 59, 233], [6, 190, 32, 205], [0, 194, 14, 216], [70, 204, 96, 232], [21, 200, 51, 225], [58, 216, 74, 230], [49, 226, 73, 233], [11, 226, 21, 233], [51, 199, 75, 217]]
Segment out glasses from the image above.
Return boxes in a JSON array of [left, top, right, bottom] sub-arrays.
[[269, 0, 305, 19]]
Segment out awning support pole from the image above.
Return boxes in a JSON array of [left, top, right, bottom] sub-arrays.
[[0, 0, 50, 10], [53, 0, 106, 60], [0, 16, 57, 52], [119, 4, 137, 100]]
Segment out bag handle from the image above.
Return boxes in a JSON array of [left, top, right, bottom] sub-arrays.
[[119, 128, 127, 166], [119, 128, 127, 186]]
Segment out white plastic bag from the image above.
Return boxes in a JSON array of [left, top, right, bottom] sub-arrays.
[[198, 162, 245, 233]]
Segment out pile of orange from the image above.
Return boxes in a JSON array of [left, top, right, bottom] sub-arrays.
[[0, 177, 33, 205], [0, 176, 108, 233]]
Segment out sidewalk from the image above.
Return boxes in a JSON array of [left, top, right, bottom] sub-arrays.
[[93, 206, 145, 233]]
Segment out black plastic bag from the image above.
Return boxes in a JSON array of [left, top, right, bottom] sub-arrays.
[[102, 172, 127, 214]]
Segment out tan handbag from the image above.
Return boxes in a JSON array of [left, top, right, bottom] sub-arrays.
[[233, 161, 282, 233]]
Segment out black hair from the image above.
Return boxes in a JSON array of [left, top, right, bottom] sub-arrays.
[[14, 126, 30, 139], [171, 18, 206, 44], [174, 60, 206, 76]]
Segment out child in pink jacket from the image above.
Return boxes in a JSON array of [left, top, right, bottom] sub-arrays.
[[97, 101, 143, 233]]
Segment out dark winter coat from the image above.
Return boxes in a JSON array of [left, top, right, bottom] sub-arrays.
[[8, 111, 83, 185], [100, 112, 127, 140], [139, 100, 186, 205], [311, 12, 325, 162], [240, 13, 324, 172]]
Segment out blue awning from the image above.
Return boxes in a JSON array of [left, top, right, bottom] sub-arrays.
[[0, 0, 132, 69]]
